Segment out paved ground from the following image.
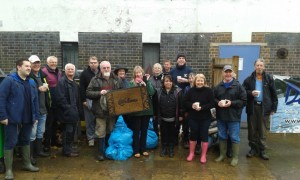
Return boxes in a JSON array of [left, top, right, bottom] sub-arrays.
[[1, 128, 300, 180]]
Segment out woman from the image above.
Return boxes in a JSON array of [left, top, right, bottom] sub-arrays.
[[114, 64, 130, 88], [156, 75, 183, 158], [149, 63, 164, 136], [149, 63, 163, 91], [128, 66, 155, 158], [184, 74, 214, 164]]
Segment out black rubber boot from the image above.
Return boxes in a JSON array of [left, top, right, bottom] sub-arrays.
[[30, 141, 37, 165], [97, 138, 105, 161], [35, 138, 50, 157], [0, 157, 5, 173], [169, 144, 174, 158], [160, 144, 168, 157]]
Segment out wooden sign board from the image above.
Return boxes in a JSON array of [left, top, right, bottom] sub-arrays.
[[106, 86, 150, 116]]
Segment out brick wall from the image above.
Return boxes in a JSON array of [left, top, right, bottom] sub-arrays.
[[78, 32, 142, 75], [252, 32, 300, 78], [160, 33, 232, 85], [0, 32, 61, 74]]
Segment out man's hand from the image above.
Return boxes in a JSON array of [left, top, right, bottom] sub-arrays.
[[0, 119, 8, 126], [100, 90, 108, 95], [177, 78, 188, 83], [38, 86, 48, 92], [83, 101, 87, 107]]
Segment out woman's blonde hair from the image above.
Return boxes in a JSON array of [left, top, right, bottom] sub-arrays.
[[132, 65, 144, 79], [193, 73, 208, 87]]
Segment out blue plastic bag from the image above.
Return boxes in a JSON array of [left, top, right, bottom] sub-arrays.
[[146, 118, 158, 149], [105, 115, 133, 160]]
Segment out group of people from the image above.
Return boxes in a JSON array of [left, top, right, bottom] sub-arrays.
[[0, 53, 278, 179]]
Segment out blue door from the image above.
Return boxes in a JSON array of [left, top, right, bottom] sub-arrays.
[[219, 45, 260, 121]]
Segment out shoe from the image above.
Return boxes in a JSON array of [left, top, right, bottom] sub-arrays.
[[168, 145, 174, 158], [226, 150, 233, 158], [183, 141, 189, 149], [260, 151, 269, 160], [195, 144, 201, 155], [88, 139, 95, 147], [142, 152, 149, 156], [160, 145, 168, 157], [64, 152, 79, 157], [134, 153, 141, 158], [246, 148, 257, 158]]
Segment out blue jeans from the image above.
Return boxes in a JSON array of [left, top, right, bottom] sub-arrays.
[[83, 105, 95, 141], [30, 113, 47, 141], [217, 120, 240, 143]]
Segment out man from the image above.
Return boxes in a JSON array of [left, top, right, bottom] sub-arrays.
[[79, 56, 99, 147], [0, 58, 40, 179], [86, 61, 123, 161], [29, 55, 50, 165], [214, 65, 246, 166], [56, 63, 82, 157], [170, 53, 192, 148], [243, 58, 278, 160], [162, 59, 172, 75], [42, 56, 62, 152]]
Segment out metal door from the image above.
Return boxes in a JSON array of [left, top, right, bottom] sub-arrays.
[[219, 45, 260, 121], [62, 42, 79, 68], [142, 43, 160, 75]]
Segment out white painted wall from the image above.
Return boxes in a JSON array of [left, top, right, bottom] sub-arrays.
[[0, 0, 299, 42]]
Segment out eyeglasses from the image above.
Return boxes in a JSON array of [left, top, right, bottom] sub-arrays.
[[102, 67, 110, 69]]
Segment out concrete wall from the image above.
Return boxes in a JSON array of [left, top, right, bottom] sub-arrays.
[[0, 0, 300, 42]]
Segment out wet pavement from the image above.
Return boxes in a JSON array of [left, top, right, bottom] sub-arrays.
[[1, 128, 300, 180]]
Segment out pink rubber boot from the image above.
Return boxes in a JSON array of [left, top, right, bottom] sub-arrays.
[[186, 141, 197, 162], [200, 142, 208, 164]]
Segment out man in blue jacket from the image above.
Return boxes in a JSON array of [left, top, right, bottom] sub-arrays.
[[0, 58, 40, 179], [170, 53, 192, 148]]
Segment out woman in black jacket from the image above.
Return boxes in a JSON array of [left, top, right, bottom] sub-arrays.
[[184, 74, 214, 164], [156, 75, 183, 158]]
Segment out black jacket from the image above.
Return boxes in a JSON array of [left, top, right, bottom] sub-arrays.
[[154, 87, 184, 121], [30, 70, 51, 112], [55, 76, 82, 123], [184, 86, 214, 121], [242, 71, 278, 116], [79, 66, 99, 103], [214, 79, 247, 122]]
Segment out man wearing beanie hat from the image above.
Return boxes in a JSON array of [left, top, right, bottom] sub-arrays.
[[170, 53, 192, 148]]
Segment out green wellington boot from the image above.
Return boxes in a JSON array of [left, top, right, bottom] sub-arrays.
[[215, 140, 227, 162], [21, 145, 39, 172]]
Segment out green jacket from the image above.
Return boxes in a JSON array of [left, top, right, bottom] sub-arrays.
[[128, 79, 155, 116]]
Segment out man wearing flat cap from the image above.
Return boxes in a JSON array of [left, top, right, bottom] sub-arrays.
[[213, 65, 246, 167]]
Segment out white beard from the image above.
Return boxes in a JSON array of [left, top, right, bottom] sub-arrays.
[[103, 72, 110, 77]]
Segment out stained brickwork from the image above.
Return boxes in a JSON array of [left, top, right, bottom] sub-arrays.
[[0, 32, 61, 73], [252, 32, 300, 78], [78, 32, 142, 75], [160, 33, 232, 85]]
